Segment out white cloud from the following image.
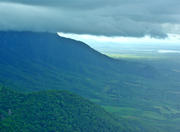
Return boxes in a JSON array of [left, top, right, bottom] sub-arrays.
[[58, 32, 180, 45]]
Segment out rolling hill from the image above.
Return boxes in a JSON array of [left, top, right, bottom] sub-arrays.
[[0, 86, 125, 132]]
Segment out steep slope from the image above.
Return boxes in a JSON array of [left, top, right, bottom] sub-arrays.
[[0, 86, 126, 132], [0, 31, 156, 99]]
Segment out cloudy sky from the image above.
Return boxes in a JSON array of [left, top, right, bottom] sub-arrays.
[[0, 0, 180, 39]]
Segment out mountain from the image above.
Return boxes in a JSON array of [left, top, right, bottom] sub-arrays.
[[0, 31, 167, 131], [0, 31, 156, 100], [0, 86, 125, 132]]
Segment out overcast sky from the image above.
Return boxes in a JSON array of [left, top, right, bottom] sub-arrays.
[[0, 0, 180, 38]]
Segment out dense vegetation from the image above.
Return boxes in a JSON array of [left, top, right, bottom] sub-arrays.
[[0, 86, 125, 132]]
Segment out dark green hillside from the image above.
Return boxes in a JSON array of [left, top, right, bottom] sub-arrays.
[[0, 86, 125, 132], [0, 31, 156, 102]]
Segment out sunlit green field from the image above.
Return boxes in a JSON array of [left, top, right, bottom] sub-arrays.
[[105, 53, 159, 59]]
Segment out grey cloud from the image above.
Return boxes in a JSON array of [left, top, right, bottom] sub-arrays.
[[0, 0, 180, 38]]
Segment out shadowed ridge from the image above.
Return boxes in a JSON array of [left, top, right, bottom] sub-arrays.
[[0, 31, 157, 96]]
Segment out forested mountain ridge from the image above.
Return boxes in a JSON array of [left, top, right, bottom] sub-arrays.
[[0, 31, 156, 98]]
